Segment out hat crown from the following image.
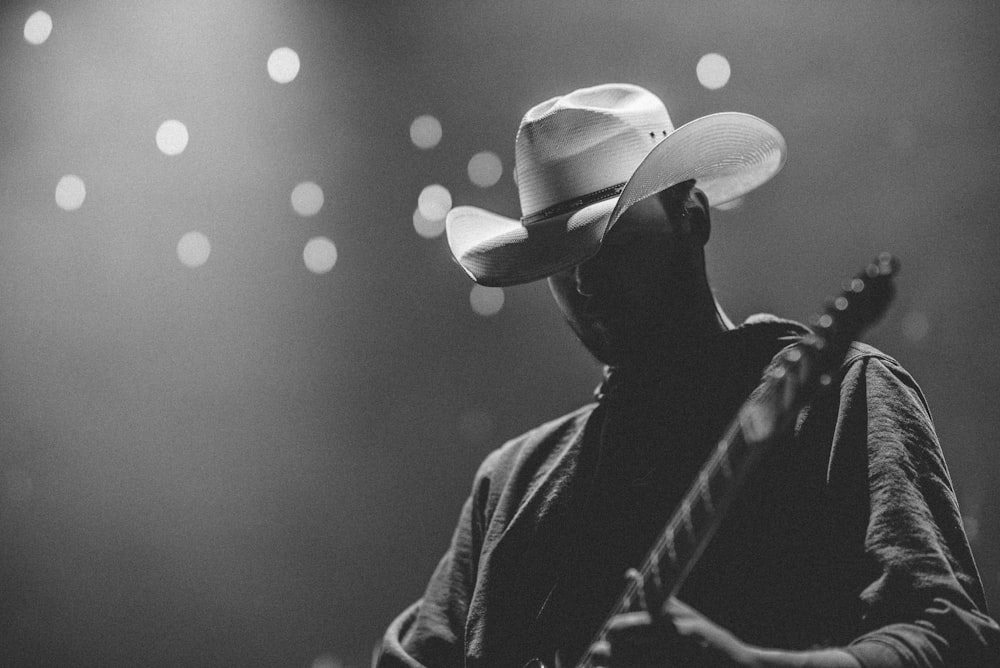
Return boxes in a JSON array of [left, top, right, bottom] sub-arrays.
[[515, 83, 674, 221]]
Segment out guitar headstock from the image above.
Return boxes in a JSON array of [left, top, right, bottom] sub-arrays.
[[744, 253, 900, 442], [809, 252, 899, 357]]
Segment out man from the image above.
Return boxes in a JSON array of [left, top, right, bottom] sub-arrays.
[[375, 84, 999, 666]]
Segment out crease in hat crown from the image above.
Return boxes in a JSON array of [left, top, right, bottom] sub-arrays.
[[514, 83, 675, 225]]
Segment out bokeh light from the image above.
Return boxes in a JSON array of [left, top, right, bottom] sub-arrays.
[[303, 236, 337, 274], [467, 151, 503, 188], [267, 47, 301, 83], [413, 207, 445, 239], [55, 175, 86, 211], [177, 231, 211, 268], [417, 184, 451, 221], [696, 52, 731, 90], [23, 10, 53, 45], [291, 181, 324, 216], [469, 285, 504, 317], [410, 115, 442, 149], [156, 120, 189, 156]]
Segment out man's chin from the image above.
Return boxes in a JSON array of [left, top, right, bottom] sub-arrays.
[[574, 326, 629, 366], [576, 324, 672, 368], [564, 314, 644, 366]]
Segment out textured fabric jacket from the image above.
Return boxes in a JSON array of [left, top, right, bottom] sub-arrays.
[[375, 317, 999, 667]]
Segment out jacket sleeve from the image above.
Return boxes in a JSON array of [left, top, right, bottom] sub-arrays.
[[373, 451, 497, 667], [830, 354, 1000, 667]]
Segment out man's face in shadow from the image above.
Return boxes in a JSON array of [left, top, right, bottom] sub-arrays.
[[546, 181, 711, 365]]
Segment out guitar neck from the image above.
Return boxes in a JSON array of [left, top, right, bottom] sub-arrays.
[[574, 347, 812, 668], [637, 400, 771, 600], [564, 254, 898, 668]]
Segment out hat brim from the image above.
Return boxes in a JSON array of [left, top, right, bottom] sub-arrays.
[[446, 112, 786, 287], [446, 198, 617, 287]]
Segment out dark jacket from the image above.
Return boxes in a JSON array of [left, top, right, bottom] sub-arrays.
[[376, 317, 999, 667]]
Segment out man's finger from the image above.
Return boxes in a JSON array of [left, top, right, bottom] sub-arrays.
[[625, 567, 666, 623], [603, 615, 679, 667], [605, 610, 653, 633], [588, 639, 610, 667]]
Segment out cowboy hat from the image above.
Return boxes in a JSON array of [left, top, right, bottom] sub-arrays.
[[445, 83, 786, 287]]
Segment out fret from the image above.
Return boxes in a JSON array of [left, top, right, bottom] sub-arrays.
[[680, 499, 694, 538], [651, 531, 681, 595], [669, 514, 695, 566], [698, 471, 714, 513], [717, 442, 734, 479], [684, 488, 712, 545], [663, 528, 677, 566]]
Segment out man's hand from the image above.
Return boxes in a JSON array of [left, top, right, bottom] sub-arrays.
[[588, 595, 865, 667], [589, 597, 755, 667]]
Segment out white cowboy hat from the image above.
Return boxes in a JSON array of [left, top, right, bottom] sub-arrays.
[[445, 83, 786, 287]]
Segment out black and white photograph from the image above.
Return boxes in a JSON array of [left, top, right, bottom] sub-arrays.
[[1, 2, 999, 666]]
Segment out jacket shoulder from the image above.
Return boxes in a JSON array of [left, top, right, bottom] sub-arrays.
[[841, 341, 901, 369], [476, 403, 596, 488]]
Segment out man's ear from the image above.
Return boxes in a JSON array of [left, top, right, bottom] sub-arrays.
[[689, 188, 711, 246]]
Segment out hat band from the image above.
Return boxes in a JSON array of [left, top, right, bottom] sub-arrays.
[[520, 181, 626, 227]]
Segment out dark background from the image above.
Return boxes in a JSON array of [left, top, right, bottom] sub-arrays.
[[1, 2, 998, 666]]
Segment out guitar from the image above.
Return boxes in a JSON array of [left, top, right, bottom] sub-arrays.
[[525, 253, 899, 668]]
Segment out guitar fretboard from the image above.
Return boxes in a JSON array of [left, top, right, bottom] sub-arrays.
[[574, 341, 822, 668], [561, 253, 897, 668]]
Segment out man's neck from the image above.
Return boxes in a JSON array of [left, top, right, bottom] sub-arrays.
[[613, 305, 735, 375]]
